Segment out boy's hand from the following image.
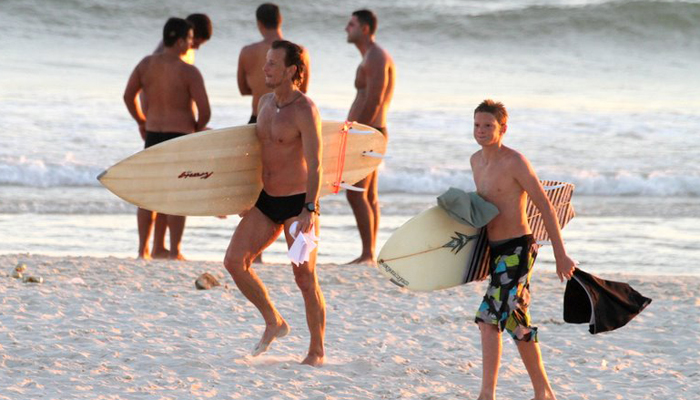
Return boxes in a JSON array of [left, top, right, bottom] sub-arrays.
[[556, 255, 577, 282]]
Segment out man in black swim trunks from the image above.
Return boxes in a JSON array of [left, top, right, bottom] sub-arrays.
[[123, 17, 211, 260], [345, 9, 395, 265], [223, 40, 325, 367]]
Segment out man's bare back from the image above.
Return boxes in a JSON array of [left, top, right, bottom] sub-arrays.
[[133, 53, 209, 134], [238, 41, 310, 118]]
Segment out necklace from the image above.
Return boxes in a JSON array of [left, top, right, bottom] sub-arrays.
[[275, 92, 303, 113]]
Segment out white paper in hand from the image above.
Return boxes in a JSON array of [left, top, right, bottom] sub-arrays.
[[287, 221, 319, 266]]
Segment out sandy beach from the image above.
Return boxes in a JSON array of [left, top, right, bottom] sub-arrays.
[[1, 253, 697, 399]]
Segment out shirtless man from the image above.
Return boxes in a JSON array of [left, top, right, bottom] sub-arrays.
[[237, 3, 310, 124], [123, 18, 211, 260], [237, 3, 310, 264], [345, 9, 395, 265], [224, 40, 325, 366], [147, 13, 213, 259], [470, 100, 576, 400]]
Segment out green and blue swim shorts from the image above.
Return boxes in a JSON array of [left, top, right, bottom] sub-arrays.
[[475, 234, 538, 342]]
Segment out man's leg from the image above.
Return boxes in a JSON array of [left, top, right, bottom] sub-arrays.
[[167, 215, 186, 260], [283, 219, 325, 366], [517, 340, 556, 400], [224, 208, 287, 356], [345, 172, 376, 265], [366, 169, 380, 247], [137, 208, 155, 259], [152, 213, 170, 259], [478, 322, 502, 400]]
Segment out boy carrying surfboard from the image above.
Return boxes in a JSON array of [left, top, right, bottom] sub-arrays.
[[470, 100, 576, 400]]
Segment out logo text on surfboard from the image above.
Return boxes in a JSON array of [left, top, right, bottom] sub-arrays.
[[178, 171, 214, 180]]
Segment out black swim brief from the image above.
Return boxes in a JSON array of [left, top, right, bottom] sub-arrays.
[[145, 131, 187, 148], [248, 115, 257, 124], [255, 189, 306, 224]]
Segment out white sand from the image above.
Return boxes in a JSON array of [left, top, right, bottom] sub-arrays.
[[0, 254, 697, 399]]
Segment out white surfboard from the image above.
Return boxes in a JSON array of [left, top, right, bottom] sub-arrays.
[[377, 181, 576, 291], [98, 121, 386, 216]]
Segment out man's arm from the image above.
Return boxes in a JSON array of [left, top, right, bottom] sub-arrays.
[[299, 47, 311, 94], [237, 48, 253, 96], [355, 50, 388, 124], [513, 154, 576, 282], [296, 99, 323, 234], [188, 66, 211, 131], [123, 59, 147, 140]]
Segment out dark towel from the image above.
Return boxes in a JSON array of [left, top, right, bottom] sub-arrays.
[[564, 268, 652, 334]]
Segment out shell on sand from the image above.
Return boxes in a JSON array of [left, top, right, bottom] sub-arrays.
[[195, 272, 220, 290]]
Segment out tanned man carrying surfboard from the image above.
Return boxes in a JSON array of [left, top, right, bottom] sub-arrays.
[[470, 100, 576, 400], [223, 40, 325, 367], [345, 9, 395, 266], [123, 17, 211, 261], [237, 3, 310, 264]]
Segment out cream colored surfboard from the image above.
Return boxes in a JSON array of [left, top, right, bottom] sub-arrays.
[[98, 121, 386, 216], [377, 181, 575, 292]]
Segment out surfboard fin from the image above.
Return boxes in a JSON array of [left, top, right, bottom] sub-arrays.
[[362, 151, 386, 159], [337, 183, 365, 192], [348, 128, 375, 135]]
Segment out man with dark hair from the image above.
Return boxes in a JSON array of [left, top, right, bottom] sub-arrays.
[[224, 39, 325, 367], [153, 14, 213, 64], [345, 9, 395, 265], [146, 13, 213, 258], [238, 3, 310, 125], [123, 17, 211, 260], [470, 99, 575, 400], [237, 4, 310, 264]]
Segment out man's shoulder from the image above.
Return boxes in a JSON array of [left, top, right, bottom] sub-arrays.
[[368, 43, 392, 63], [241, 41, 268, 55]]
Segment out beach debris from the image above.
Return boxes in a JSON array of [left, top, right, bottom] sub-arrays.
[[11, 263, 27, 279], [23, 276, 43, 284], [195, 273, 220, 290]]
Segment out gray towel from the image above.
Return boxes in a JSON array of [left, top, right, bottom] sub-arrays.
[[437, 188, 499, 228]]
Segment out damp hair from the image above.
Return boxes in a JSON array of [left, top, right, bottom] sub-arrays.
[[474, 99, 508, 126], [271, 40, 305, 87], [256, 3, 282, 29], [162, 17, 192, 47], [352, 9, 377, 35], [186, 14, 212, 40]]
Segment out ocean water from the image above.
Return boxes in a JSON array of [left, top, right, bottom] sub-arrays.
[[1, 0, 698, 275]]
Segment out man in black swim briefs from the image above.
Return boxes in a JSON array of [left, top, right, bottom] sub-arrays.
[[223, 40, 325, 367], [123, 17, 210, 260]]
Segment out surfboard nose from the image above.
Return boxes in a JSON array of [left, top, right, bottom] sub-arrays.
[[96, 170, 107, 182]]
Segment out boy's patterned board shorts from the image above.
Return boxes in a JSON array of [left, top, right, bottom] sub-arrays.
[[475, 234, 538, 342]]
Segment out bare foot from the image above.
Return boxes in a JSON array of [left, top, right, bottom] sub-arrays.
[[252, 320, 290, 356], [301, 352, 325, 367], [138, 252, 152, 260], [344, 256, 376, 266], [169, 252, 187, 261], [152, 248, 170, 259]]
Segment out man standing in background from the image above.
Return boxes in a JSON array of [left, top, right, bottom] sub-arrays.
[[345, 9, 395, 265], [237, 3, 311, 263], [238, 3, 310, 124], [146, 13, 213, 258], [124, 17, 211, 260]]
